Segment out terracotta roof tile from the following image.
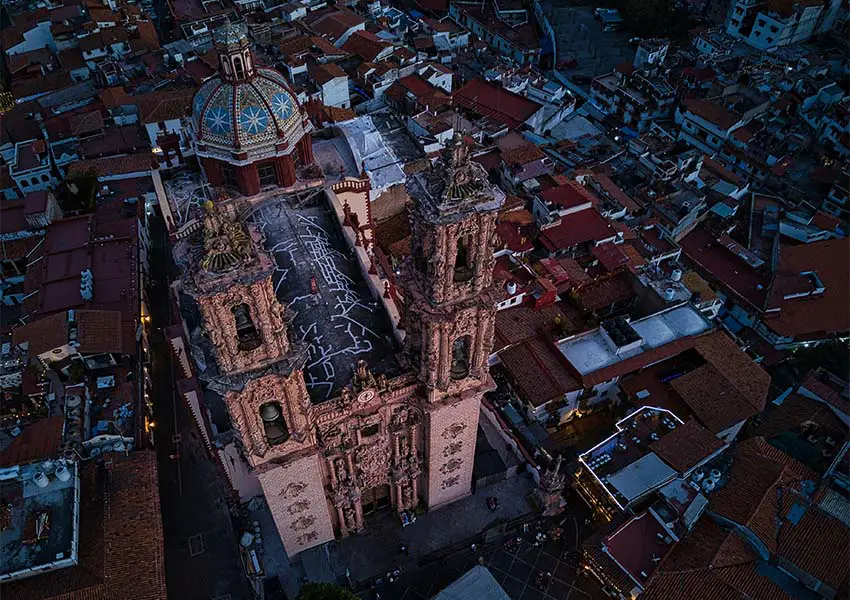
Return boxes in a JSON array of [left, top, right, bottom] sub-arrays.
[[682, 98, 740, 131], [694, 331, 770, 413], [2, 451, 166, 600], [454, 78, 541, 129], [0, 416, 64, 467], [11, 311, 68, 356], [649, 418, 725, 472], [136, 89, 193, 123], [500, 337, 581, 407], [76, 310, 123, 354], [67, 153, 154, 178], [766, 237, 850, 340], [710, 438, 816, 554]]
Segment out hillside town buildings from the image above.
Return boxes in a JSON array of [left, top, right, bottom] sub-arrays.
[[1, 0, 848, 598]]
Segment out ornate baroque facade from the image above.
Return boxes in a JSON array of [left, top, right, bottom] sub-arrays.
[[185, 30, 504, 558]]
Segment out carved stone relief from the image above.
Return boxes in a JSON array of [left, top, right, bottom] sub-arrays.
[[281, 482, 307, 499], [296, 531, 318, 545], [290, 515, 316, 531], [441, 422, 467, 441], [442, 441, 463, 457], [286, 500, 310, 515], [440, 475, 460, 490], [439, 458, 463, 475]]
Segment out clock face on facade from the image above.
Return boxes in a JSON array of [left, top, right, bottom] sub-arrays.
[[357, 389, 376, 404]]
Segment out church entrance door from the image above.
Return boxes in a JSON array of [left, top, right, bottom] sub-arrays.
[[361, 484, 391, 514]]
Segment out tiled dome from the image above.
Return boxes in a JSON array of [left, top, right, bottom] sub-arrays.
[[192, 68, 302, 156]]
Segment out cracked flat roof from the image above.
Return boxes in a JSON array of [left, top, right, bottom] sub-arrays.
[[249, 195, 402, 403]]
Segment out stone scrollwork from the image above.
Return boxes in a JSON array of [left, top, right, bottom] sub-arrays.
[[355, 441, 390, 489], [440, 475, 460, 490], [296, 531, 318, 545], [286, 500, 310, 515], [280, 481, 307, 499], [290, 515, 316, 531], [439, 457, 463, 475], [443, 441, 463, 457], [441, 422, 467, 441]]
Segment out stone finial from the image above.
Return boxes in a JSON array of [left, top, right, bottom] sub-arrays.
[[200, 202, 252, 273]]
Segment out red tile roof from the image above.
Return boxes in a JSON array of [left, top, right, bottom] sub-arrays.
[[649, 418, 725, 472], [643, 517, 793, 600], [711, 438, 815, 553], [592, 242, 629, 272], [11, 311, 68, 356], [67, 153, 154, 178], [308, 62, 347, 85], [665, 332, 769, 434], [76, 309, 124, 354], [681, 227, 769, 310], [136, 89, 193, 123], [500, 336, 581, 407], [0, 416, 64, 467], [539, 209, 615, 252], [603, 511, 672, 586], [538, 181, 595, 211], [454, 78, 541, 129], [765, 237, 850, 340], [694, 330, 770, 414], [495, 218, 534, 253], [309, 9, 365, 43], [682, 98, 740, 131], [340, 30, 389, 62], [2, 451, 167, 600], [391, 74, 451, 108], [572, 270, 635, 312]]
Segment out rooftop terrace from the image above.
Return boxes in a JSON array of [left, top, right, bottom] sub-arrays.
[[558, 304, 711, 377], [0, 461, 79, 583], [580, 407, 684, 507]]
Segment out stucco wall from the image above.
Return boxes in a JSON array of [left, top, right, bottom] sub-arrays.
[[257, 452, 335, 557], [425, 394, 481, 509]]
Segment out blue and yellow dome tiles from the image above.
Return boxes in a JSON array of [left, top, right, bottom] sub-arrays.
[[192, 69, 302, 153]]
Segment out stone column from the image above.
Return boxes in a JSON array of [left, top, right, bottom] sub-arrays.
[[279, 154, 296, 187], [237, 164, 260, 196], [298, 133, 314, 164], [337, 505, 348, 537], [202, 158, 224, 186]]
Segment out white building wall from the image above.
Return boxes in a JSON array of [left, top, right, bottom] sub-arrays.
[[322, 76, 350, 108], [5, 22, 55, 55]]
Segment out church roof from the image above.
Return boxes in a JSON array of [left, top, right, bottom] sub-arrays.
[[192, 68, 301, 153]]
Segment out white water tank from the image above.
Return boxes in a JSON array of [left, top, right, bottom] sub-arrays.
[[710, 468, 722, 482], [664, 288, 676, 301], [33, 472, 49, 488], [671, 268, 683, 282], [506, 281, 517, 295], [702, 478, 716, 493], [55, 465, 71, 482]]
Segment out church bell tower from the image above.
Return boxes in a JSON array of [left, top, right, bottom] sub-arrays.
[[405, 137, 505, 508]]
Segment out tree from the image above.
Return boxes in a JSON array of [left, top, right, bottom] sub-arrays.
[[297, 583, 358, 600]]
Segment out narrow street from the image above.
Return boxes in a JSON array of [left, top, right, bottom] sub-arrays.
[[148, 214, 252, 600]]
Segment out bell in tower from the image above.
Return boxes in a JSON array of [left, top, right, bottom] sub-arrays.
[[213, 22, 256, 83], [403, 134, 504, 508], [403, 135, 505, 393]]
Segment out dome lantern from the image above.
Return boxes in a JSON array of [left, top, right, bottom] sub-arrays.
[[213, 23, 256, 83]]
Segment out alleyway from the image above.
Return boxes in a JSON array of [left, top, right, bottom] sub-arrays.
[[148, 214, 251, 600]]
